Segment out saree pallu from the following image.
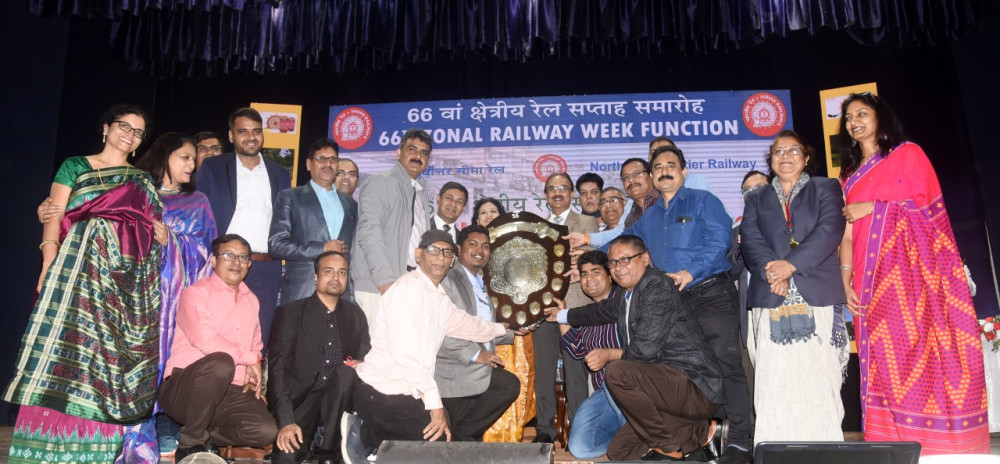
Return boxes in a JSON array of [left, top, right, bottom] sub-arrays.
[[5, 167, 162, 462], [846, 144, 988, 454], [156, 192, 217, 397]]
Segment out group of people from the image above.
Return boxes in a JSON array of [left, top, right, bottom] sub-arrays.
[[3, 93, 990, 464]]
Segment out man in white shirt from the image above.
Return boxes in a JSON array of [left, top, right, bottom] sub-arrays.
[[197, 107, 291, 350], [429, 181, 468, 242], [341, 230, 511, 463]]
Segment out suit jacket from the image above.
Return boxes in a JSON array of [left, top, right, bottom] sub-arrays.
[[351, 162, 429, 293], [567, 267, 723, 404], [268, 184, 358, 303], [740, 176, 847, 308], [195, 153, 292, 239], [435, 264, 514, 398], [563, 211, 599, 309], [266, 294, 370, 428], [727, 224, 751, 345]]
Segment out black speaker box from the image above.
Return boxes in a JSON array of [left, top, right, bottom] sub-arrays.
[[374, 440, 554, 464]]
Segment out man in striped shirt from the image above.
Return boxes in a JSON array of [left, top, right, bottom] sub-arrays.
[[557, 251, 626, 459]]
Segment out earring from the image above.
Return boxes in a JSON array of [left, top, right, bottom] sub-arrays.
[[102, 132, 107, 144], [852, 139, 858, 147], [130, 151, 136, 158]]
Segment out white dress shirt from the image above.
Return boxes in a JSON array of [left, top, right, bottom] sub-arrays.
[[433, 215, 458, 242], [227, 154, 273, 252]]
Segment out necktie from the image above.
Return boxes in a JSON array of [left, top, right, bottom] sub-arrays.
[[551, 215, 564, 225], [443, 223, 451, 233]]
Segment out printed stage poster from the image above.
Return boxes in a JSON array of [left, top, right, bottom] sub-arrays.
[[329, 90, 792, 227], [818, 83, 878, 180], [251, 102, 303, 184]]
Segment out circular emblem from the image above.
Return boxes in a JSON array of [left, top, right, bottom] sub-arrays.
[[532, 154, 567, 183], [332, 107, 373, 150], [742, 92, 787, 137]]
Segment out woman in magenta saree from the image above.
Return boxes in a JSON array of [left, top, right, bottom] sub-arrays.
[[839, 93, 988, 454], [5, 105, 161, 463]]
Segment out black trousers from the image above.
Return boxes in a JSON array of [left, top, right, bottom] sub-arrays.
[[682, 277, 752, 448], [532, 321, 588, 435], [271, 365, 360, 464], [353, 382, 434, 449], [158, 352, 278, 448], [441, 368, 520, 441]]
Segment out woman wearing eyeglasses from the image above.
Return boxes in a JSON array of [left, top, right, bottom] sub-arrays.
[[739, 129, 848, 445], [838, 93, 988, 454], [135, 132, 218, 458], [5, 104, 163, 463]]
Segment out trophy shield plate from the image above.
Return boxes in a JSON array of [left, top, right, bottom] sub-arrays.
[[484, 212, 571, 329]]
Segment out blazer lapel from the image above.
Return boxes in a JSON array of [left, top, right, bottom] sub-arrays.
[[225, 155, 238, 209], [301, 187, 331, 242]]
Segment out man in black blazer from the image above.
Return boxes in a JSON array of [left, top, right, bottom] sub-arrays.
[[428, 181, 468, 243], [545, 235, 725, 461], [197, 107, 291, 350], [268, 251, 370, 464], [270, 138, 358, 305]]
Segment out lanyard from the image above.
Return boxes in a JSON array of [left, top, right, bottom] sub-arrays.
[[781, 197, 799, 249]]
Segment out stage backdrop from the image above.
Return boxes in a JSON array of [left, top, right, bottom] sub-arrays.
[[329, 90, 792, 226]]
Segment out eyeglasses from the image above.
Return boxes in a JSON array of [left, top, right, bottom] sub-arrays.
[[112, 120, 146, 139], [312, 156, 339, 165], [197, 144, 223, 154], [607, 252, 643, 269], [217, 252, 251, 264], [598, 197, 624, 207], [337, 170, 359, 178], [545, 185, 571, 194], [424, 245, 455, 258], [771, 146, 804, 158], [621, 169, 647, 183]]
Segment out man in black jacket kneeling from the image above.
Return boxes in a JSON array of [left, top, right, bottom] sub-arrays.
[[546, 234, 726, 462]]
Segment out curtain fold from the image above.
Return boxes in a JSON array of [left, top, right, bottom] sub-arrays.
[[28, 0, 979, 77]]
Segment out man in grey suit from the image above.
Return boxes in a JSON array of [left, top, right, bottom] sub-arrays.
[[436, 224, 520, 441], [269, 138, 358, 305], [351, 129, 432, 327], [532, 172, 599, 444]]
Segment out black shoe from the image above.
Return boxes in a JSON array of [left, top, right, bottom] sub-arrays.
[[531, 432, 554, 443], [313, 449, 342, 464], [683, 447, 710, 462], [640, 448, 685, 461], [715, 446, 752, 464], [702, 418, 729, 460], [174, 443, 219, 462]]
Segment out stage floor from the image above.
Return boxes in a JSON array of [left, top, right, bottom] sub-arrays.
[[0, 427, 996, 463]]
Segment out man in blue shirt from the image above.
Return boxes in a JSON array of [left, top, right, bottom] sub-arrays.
[[629, 145, 752, 464], [269, 138, 358, 304]]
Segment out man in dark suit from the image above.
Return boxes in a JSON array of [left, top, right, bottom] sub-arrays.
[[533, 172, 599, 443], [545, 235, 725, 461], [428, 181, 468, 243], [436, 224, 520, 441], [269, 138, 358, 305], [268, 251, 370, 464], [196, 107, 291, 349]]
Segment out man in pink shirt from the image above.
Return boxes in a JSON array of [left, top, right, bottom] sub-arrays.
[[158, 234, 279, 461], [340, 230, 511, 464]]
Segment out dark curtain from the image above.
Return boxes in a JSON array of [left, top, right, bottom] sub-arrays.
[[28, 0, 979, 77]]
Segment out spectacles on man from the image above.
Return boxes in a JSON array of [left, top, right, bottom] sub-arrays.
[[424, 245, 455, 258], [312, 156, 339, 165], [598, 197, 624, 207], [112, 120, 146, 139], [621, 169, 647, 183], [771, 146, 804, 158], [217, 252, 251, 264], [607, 252, 643, 269], [337, 170, 359, 178], [197, 144, 223, 154], [545, 185, 571, 194]]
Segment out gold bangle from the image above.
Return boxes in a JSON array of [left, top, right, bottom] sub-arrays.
[[39, 240, 59, 250], [840, 265, 853, 271], [584, 234, 591, 246]]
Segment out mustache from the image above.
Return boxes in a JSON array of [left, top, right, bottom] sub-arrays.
[[657, 174, 675, 182]]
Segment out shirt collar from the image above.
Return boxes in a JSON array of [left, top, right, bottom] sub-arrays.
[[550, 208, 571, 223], [235, 153, 266, 172], [208, 272, 251, 297], [414, 266, 446, 293], [434, 215, 454, 230], [310, 179, 337, 194]]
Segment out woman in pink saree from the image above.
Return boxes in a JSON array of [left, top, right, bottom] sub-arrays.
[[838, 92, 988, 454]]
